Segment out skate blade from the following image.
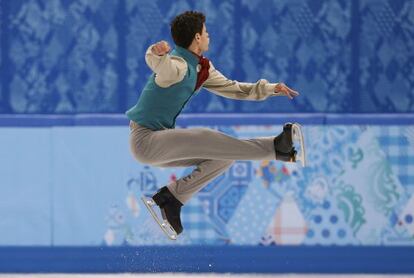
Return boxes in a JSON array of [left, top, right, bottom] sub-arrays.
[[141, 196, 178, 240], [292, 123, 306, 167]]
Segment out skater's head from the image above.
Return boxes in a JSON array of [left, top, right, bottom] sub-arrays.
[[170, 11, 210, 54]]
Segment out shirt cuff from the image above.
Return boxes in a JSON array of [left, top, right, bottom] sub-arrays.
[[145, 44, 169, 72]]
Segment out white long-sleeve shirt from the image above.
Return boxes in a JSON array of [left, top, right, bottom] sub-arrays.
[[144, 44, 284, 101]]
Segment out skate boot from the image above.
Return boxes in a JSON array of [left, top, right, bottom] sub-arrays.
[[273, 122, 306, 167], [152, 186, 183, 234], [141, 186, 183, 240]]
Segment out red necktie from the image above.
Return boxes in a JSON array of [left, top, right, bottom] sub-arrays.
[[194, 56, 210, 91]]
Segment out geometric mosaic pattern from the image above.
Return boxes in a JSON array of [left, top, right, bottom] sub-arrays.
[[104, 124, 414, 246], [1, 0, 413, 114], [377, 126, 414, 192]]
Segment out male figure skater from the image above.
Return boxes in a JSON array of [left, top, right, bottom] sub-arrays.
[[126, 11, 305, 240]]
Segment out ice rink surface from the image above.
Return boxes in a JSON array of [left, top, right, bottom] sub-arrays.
[[0, 274, 413, 278]]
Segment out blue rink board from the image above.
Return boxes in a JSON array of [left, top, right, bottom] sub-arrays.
[[0, 113, 413, 126], [0, 113, 413, 273], [0, 246, 413, 274]]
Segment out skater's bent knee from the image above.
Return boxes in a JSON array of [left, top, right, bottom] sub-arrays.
[[136, 153, 157, 165], [130, 147, 155, 165], [129, 136, 158, 165]]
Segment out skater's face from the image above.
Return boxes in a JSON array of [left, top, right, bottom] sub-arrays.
[[194, 24, 210, 52]]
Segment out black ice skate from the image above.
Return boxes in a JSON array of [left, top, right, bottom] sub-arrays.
[[141, 186, 183, 240], [273, 122, 306, 167]]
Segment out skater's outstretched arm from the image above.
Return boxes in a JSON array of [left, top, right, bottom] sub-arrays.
[[145, 41, 188, 88], [202, 62, 299, 101]]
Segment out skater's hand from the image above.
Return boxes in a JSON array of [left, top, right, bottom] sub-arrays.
[[151, 41, 171, 56], [275, 83, 299, 99]]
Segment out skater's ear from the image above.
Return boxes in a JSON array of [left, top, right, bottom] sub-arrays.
[[194, 24, 206, 42]]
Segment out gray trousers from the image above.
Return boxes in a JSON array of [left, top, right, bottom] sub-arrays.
[[129, 121, 276, 204]]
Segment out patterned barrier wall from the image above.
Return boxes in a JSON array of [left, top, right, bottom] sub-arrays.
[[0, 0, 413, 114], [1, 114, 413, 247], [1, 114, 414, 273]]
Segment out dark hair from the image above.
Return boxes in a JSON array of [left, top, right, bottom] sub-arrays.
[[170, 11, 205, 48]]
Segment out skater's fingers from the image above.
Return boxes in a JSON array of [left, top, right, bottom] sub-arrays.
[[289, 89, 300, 97], [152, 41, 170, 55], [279, 88, 291, 98], [152, 45, 162, 55], [284, 90, 296, 100], [157, 40, 167, 47], [283, 85, 297, 95], [282, 86, 299, 99], [160, 41, 170, 52], [156, 46, 166, 54], [162, 46, 170, 53], [275, 83, 284, 92], [154, 47, 167, 56], [275, 83, 299, 99], [286, 86, 296, 93], [165, 42, 171, 51], [281, 87, 291, 96]]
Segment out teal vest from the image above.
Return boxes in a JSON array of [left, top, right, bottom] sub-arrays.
[[126, 46, 200, 130]]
